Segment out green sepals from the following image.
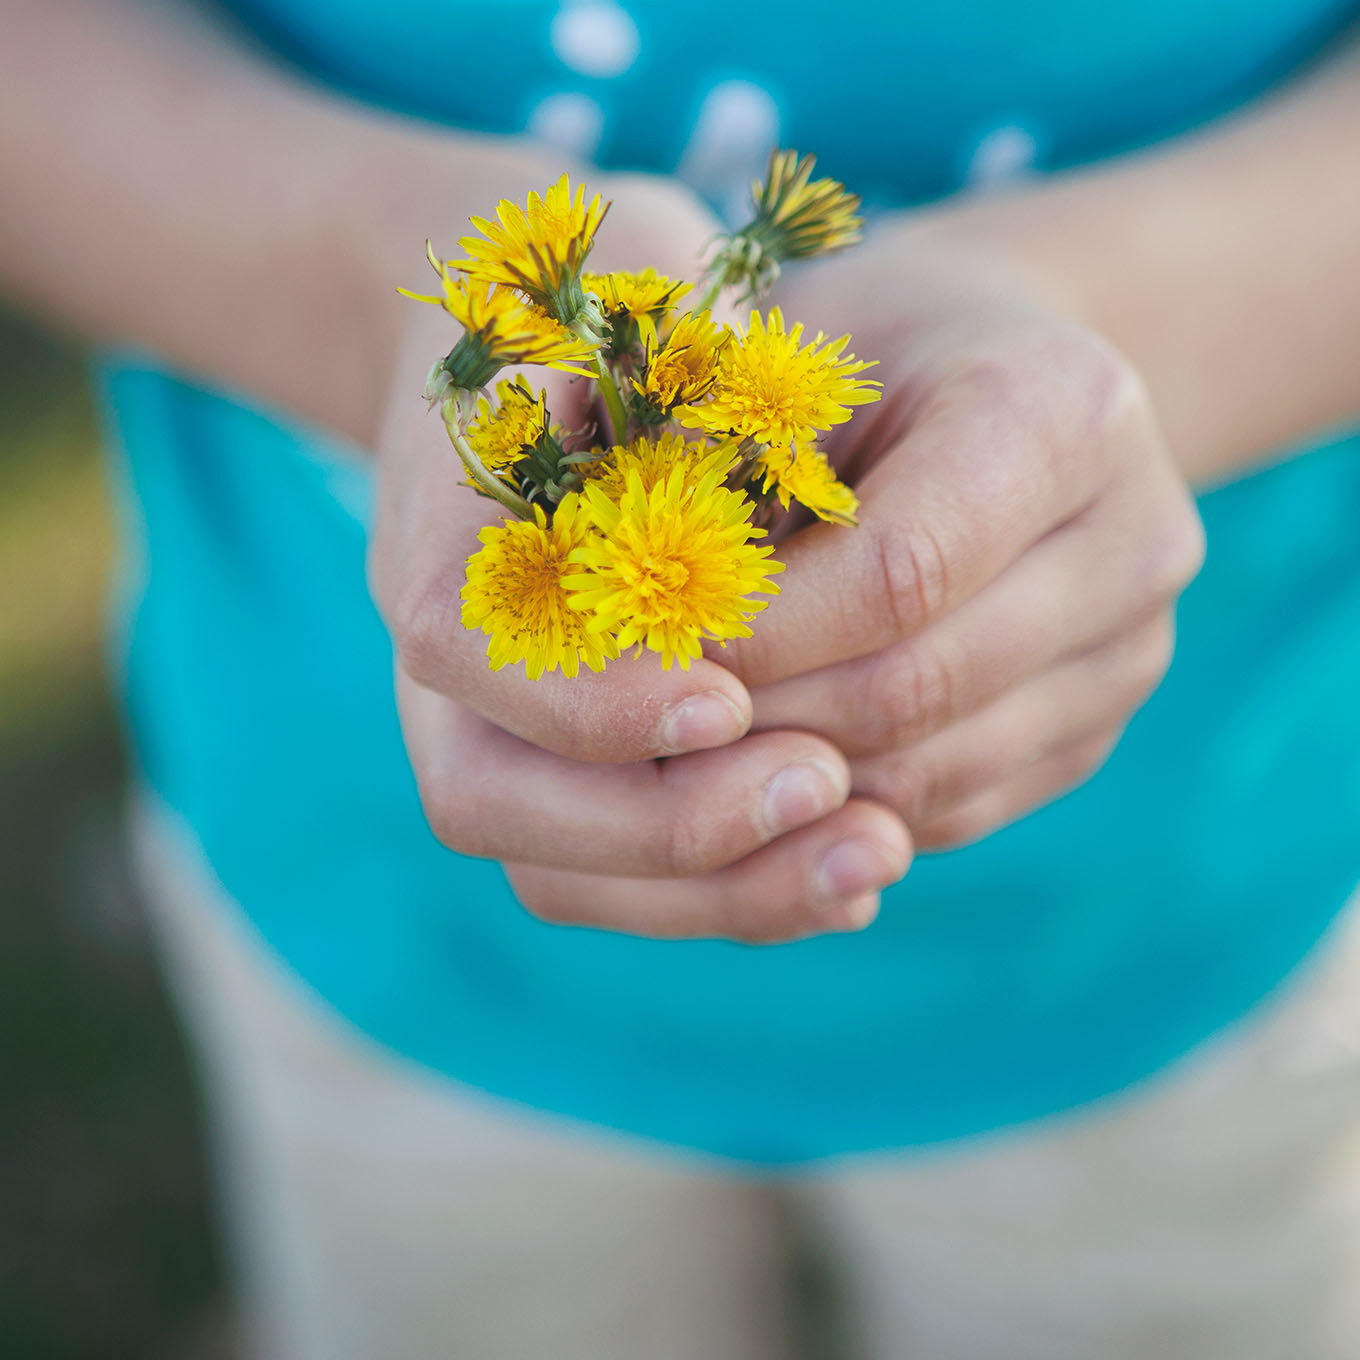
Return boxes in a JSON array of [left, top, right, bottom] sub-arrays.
[[628, 387, 672, 428], [514, 429, 600, 507], [702, 233, 781, 304], [600, 311, 641, 362], [540, 272, 590, 329], [439, 333, 501, 392]]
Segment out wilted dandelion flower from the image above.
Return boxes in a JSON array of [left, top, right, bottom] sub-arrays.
[[461, 497, 617, 680], [747, 149, 863, 261], [466, 379, 549, 475], [703, 150, 863, 299], [758, 443, 860, 526], [632, 311, 730, 415], [454, 175, 608, 324], [583, 268, 692, 349], [583, 431, 736, 500], [680, 307, 880, 447], [566, 464, 782, 670]]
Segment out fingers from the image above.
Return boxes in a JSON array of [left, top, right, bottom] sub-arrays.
[[911, 734, 1119, 851], [399, 674, 866, 877], [710, 353, 1119, 687], [749, 474, 1201, 757], [504, 799, 913, 943], [848, 614, 1172, 833], [374, 339, 755, 764]]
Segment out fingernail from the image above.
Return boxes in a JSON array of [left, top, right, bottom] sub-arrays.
[[762, 760, 844, 836], [661, 691, 747, 754], [815, 840, 900, 906]]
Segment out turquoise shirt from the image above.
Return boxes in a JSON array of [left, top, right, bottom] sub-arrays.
[[104, 0, 1360, 1162]]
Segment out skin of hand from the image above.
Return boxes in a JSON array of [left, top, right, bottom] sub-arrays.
[[722, 231, 1207, 850], [368, 171, 912, 944], [7, 4, 1353, 940]]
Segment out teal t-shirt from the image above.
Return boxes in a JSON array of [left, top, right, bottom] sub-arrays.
[[103, 0, 1360, 1163]]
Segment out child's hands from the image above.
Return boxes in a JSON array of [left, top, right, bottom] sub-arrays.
[[368, 173, 911, 942], [735, 232, 1205, 849]]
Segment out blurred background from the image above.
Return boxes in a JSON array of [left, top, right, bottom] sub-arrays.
[[0, 305, 228, 1358]]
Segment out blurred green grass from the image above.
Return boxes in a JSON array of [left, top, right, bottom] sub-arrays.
[[0, 308, 225, 1359]]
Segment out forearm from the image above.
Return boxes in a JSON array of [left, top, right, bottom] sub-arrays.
[[905, 30, 1360, 485], [0, 0, 548, 447]]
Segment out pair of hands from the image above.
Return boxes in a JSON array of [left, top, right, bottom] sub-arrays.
[[370, 172, 1205, 943]]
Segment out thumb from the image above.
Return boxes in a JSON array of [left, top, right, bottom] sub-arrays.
[[373, 309, 754, 765]]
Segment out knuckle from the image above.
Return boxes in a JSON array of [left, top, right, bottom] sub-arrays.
[[1137, 498, 1207, 603], [1032, 329, 1151, 451], [945, 352, 1029, 423], [392, 568, 461, 686], [1131, 618, 1176, 697], [918, 802, 998, 852], [658, 804, 720, 877], [419, 777, 488, 859], [871, 521, 950, 638], [1102, 619, 1175, 716], [1046, 336, 1153, 480], [1166, 500, 1207, 587], [861, 642, 958, 751], [955, 331, 1141, 438], [1083, 346, 1152, 444], [864, 755, 942, 827], [514, 882, 579, 927], [1060, 733, 1118, 789], [944, 332, 1153, 493]]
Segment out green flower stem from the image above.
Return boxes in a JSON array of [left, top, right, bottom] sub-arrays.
[[692, 271, 726, 316], [445, 419, 533, 520], [591, 357, 629, 446]]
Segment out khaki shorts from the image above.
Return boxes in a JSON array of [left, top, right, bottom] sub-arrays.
[[133, 794, 1360, 1360]]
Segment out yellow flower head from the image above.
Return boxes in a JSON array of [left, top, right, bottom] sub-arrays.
[[466, 379, 549, 475], [566, 464, 783, 671], [401, 245, 598, 390], [680, 307, 880, 446], [582, 268, 692, 349], [461, 497, 618, 680], [632, 310, 730, 414], [582, 430, 737, 501], [758, 443, 860, 527], [453, 175, 609, 323], [748, 149, 863, 261]]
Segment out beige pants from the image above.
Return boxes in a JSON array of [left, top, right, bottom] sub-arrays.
[[134, 801, 1360, 1360]]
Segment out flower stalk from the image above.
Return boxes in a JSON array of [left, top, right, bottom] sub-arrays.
[[591, 357, 629, 446], [398, 153, 877, 679], [443, 404, 533, 520]]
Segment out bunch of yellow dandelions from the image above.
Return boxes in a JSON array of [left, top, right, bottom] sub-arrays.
[[400, 149, 880, 679]]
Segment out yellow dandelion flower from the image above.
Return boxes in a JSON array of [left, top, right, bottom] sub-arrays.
[[465, 380, 549, 475], [582, 268, 692, 348], [461, 497, 618, 680], [679, 307, 880, 446], [453, 175, 609, 323], [566, 464, 783, 671], [758, 443, 860, 527], [402, 244, 598, 389], [748, 149, 863, 260], [582, 431, 736, 500], [631, 310, 730, 414]]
